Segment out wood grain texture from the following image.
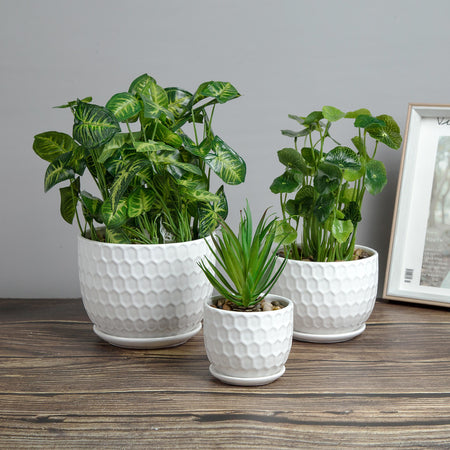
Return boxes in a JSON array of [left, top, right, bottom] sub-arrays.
[[1, 298, 449, 448]]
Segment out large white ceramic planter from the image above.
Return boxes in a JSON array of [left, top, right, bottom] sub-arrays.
[[272, 246, 378, 343], [78, 235, 214, 349], [203, 295, 293, 386]]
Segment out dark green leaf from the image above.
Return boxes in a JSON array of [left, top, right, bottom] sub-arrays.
[[365, 159, 387, 194], [313, 193, 335, 223], [80, 191, 103, 223], [59, 178, 80, 224], [277, 148, 308, 173], [303, 111, 324, 125], [73, 101, 120, 149], [301, 147, 320, 166], [270, 169, 303, 194], [295, 185, 315, 216], [325, 146, 361, 171], [105, 227, 131, 244], [367, 114, 402, 149], [33, 131, 78, 163], [281, 128, 310, 138], [165, 87, 193, 118], [354, 114, 385, 129], [343, 201, 362, 225]]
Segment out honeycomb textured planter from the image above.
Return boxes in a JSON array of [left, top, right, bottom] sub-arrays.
[[203, 295, 293, 386], [78, 235, 214, 349], [272, 246, 378, 343]]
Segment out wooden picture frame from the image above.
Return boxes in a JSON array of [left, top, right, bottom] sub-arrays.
[[384, 104, 450, 307]]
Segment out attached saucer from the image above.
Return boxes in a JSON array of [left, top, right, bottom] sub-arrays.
[[209, 365, 285, 386], [293, 324, 366, 343], [93, 324, 202, 349]]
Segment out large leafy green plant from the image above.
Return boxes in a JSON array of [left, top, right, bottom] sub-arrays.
[[270, 106, 402, 262], [33, 74, 246, 244], [198, 203, 287, 309]]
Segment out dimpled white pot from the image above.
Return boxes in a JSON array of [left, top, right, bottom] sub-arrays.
[[272, 246, 378, 343], [203, 295, 293, 386], [78, 235, 214, 349]]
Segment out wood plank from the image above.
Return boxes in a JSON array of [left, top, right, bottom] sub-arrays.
[[0, 298, 449, 448]]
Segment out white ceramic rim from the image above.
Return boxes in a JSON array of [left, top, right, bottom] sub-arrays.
[[277, 245, 378, 266]]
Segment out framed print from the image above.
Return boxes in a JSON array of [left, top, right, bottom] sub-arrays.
[[384, 104, 450, 307]]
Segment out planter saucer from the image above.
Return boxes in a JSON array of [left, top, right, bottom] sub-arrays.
[[209, 365, 285, 386], [93, 324, 202, 349], [293, 324, 366, 343]]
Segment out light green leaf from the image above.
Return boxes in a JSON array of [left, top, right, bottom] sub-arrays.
[[365, 159, 387, 195], [204, 136, 246, 185], [154, 122, 183, 147], [142, 94, 174, 121], [98, 132, 139, 164], [198, 186, 228, 237], [322, 106, 345, 122], [33, 131, 78, 163], [274, 220, 297, 245], [135, 140, 176, 153], [73, 101, 120, 149], [345, 108, 371, 119], [331, 218, 354, 244], [106, 92, 141, 122]]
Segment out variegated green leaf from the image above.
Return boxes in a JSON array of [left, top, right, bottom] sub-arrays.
[[154, 122, 183, 147], [198, 186, 228, 237], [198, 81, 240, 104], [44, 152, 75, 192], [142, 94, 174, 121], [204, 136, 246, 185], [54, 97, 92, 109], [33, 131, 78, 163], [80, 191, 103, 223], [101, 198, 128, 228], [106, 92, 141, 122], [128, 73, 157, 97], [127, 187, 154, 217], [134, 140, 175, 153], [110, 157, 151, 212], [105, 227, 131, 244], [98, 132, 138, 164], [166, 87, 192, 118], [59, 177, 80, 224], [73, 101, 120, 149]]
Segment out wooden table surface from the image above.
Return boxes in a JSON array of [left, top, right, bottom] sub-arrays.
[[1, 298, 449, 449]]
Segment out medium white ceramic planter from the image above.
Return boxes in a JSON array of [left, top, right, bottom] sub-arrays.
[[78, 235, 215, 349], [272, 246, 378, 343], [203, 295, 293, 386]]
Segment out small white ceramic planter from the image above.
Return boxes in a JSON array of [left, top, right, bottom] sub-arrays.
[[272, 246, 378, 343], [203, 295, 293, 386], [78, 235, 214, 349]]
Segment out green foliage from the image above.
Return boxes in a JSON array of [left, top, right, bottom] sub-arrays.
[[271, 105, 402, 261], [33, 74, 246, 243], [198, 203, 287, 309]]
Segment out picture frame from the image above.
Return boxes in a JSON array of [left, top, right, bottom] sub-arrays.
[[384, 104, 450, 307]]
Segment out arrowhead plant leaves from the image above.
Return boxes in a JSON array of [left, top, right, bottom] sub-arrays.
[[33, 74, 245, 243]]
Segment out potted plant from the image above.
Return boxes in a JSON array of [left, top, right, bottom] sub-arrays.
[[270, 106, 402, 343], [33, 73, 246, 348], [199, 203, 293, 386]]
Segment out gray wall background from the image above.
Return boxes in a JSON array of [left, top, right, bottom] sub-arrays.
[[1, 0, 447, 298]]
